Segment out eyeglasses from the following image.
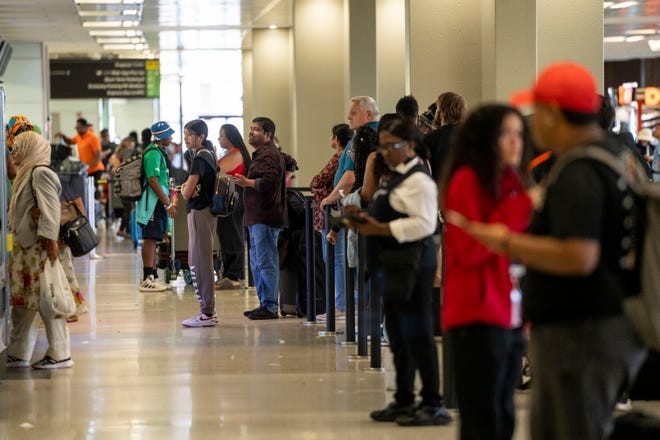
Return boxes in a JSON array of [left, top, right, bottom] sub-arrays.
[[377, 140, 408, 152]]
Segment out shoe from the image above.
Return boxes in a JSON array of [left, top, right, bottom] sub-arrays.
[[215, 277, 241, 290], [152, 277, 171, 290], [395, 405, 453, 426], [247, 306, 279, 320], [243, 306, 260, 317], [370, 402, 415, 422], [616, 392, 633, 412], [139, 275, 168, 292], [66, 315, 79, 323], [182, 312, 218, 327], [6, 355, 30, 368], [32, 355, 74, 369], [316, 311, 345, 322]]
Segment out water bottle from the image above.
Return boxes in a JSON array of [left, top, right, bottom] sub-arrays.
[[169, 177, 178, 207], [509, 263, 525, 328]]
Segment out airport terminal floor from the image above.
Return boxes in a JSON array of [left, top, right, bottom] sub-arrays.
[[1, 226, 660, 439]]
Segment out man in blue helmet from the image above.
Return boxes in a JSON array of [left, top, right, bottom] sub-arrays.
[[137, 121, 178, 292]]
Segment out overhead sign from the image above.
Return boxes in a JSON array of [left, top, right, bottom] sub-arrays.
[[50, 59, 160, 99]]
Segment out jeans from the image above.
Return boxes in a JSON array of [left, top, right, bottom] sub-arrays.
[[334, 228, 346, 311], [248, 224, 281, 314]]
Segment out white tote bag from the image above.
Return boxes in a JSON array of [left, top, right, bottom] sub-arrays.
[[39, 259, 76, 319]]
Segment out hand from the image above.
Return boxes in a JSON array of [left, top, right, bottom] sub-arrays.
[[165, 204, 177, 218], [349, 213, 379, 235], [326, 229, 337, 245], [42, 238, 60, 263], [343, 205, 360, 216], [320, 197, 332, 208], [445, 210, 512, 254], [233, 175, 247, 187]]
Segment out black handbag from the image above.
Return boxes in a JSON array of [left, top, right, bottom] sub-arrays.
[[30, 166, 99, 257], [60, 205, 100, 257], [377, 240, 425, 303]]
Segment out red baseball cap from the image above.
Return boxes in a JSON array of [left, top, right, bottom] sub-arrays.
[[510, 62, 599, 114]]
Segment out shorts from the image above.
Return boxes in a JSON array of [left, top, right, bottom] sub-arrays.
[[140, 202, 168, 241]]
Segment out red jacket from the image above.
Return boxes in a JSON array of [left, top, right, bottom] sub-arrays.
[[442, 166, 532, 330]]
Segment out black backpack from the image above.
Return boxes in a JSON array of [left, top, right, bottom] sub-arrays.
[[112, 151, 144, 202], [197, 149, 239, 217]]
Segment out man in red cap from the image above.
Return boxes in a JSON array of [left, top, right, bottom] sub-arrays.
[[447, 62, 646, 439]]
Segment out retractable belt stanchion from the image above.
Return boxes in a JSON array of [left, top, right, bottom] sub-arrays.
[[369, 265, 382, 370], [318, 205, 336, 336], [352, 232, 369, 359], [86, 176, 100, 259], [303, 197, 319, 325], [342, 238, 356, 346]]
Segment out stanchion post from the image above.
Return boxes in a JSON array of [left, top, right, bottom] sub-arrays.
[[321, 205, 336, 335], [356, 233, 368, 357], [369, 275, 382, 369], [86, 176, 99, 259], [343, 245, 356, 345], [304, 198, 316, 321]]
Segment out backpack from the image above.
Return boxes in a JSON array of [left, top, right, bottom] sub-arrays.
[[545, 145, 660, 351], [197, 149, 239, 217], [112, 151, 144, 202]]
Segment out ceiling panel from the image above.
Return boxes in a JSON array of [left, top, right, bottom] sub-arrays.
[[0, 1, 656, 61]]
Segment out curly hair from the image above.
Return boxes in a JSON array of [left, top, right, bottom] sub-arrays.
[[351, 125, 378, 191], [438, 104, 530, 207]]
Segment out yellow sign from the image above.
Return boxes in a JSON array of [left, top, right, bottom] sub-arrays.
[[7, 233, 12, 252], [645, 87, 660, 106]]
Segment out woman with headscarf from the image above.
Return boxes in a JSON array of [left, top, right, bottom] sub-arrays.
[[6, 131, 73, 369]]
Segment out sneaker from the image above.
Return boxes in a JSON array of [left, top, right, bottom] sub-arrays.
[[395, 405, 453, 426], [32, 355, 74, 369], [6, 355, 30, 368], [182, 312, 218, 327], [243, 306, 261, 317], [616, 392, 633, 412], [215, 277, 241, 290], [370, 402, 415, 422], [247, 306, 279, 320], [139, 275, 168, 292]]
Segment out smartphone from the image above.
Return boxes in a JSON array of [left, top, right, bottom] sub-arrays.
[[328, 213, 366, 229]]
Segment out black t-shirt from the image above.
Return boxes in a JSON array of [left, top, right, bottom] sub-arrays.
[[186, 151, 216, 213], [522, 140, 635, 324], [422, 124, 456, 181]]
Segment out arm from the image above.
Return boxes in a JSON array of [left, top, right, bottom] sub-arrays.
[[360, 152, 378, 202], [56, 133, 73, 145], [321, 170, 355, 207], [181, 174, 200, 200], [34, 169, 61, 261], [88, 138, 103, 168]]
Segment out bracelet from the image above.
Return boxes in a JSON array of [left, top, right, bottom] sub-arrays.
[[164, 201, 172, 209]]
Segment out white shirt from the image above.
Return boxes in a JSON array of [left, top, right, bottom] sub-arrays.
[[378, 157, 438, 243]]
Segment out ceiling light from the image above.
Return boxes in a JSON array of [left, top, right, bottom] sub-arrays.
[[76, 0, 143, 4], [79, 11, 123, 17], [648, 39, 660, 51], [96, 37, 133, 44], [626, 36, 645, 42], [82, 21, 123, 28], [610, 1, 638, 10], [268, 25, 277, 30], [122, 20, 139, 27], [604, 36, 626, 43], [88, 29, 143, 37], [102, 44, 138, 50], [122, 9, 139, 15], [625, 29, 657, 35], [604, 1, 614, 7]]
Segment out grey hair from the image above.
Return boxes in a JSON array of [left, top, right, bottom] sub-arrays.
[[351, 96, 379, 118]]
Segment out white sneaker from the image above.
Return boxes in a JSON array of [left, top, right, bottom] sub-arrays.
[[139, 275, 167, 292], [152, 277, 171, 290], [6, 355, 30, 368], [182, 312, 218, 327]]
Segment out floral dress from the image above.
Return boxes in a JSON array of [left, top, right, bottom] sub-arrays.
[[310, 153, 340, 231]]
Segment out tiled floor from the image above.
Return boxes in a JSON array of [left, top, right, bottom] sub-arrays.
[[1, 226, 659, 439]]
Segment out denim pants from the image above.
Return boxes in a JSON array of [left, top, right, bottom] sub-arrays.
[[322, 228, 346, 312], [248, 224, 281, 313]]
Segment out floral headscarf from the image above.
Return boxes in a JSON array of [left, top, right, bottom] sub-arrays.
[[6, 115, 35, 148]]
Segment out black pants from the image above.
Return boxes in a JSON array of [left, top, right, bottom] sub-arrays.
[[381, 266, 442, 407], [216, 198, 245, 281], [449, 324, 523, 440]]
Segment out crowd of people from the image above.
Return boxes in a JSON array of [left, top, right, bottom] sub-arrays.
[[3, 59, 656, 438]]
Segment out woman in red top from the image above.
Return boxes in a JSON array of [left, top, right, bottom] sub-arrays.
[[215, 124, 252, 290], [439, 104, 532, 440]]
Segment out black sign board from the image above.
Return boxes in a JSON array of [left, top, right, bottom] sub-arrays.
[[50, 59, 160, 99]]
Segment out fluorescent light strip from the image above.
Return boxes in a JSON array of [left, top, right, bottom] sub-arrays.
[[610, 1, 638, 10], [88, 29, 143, 36], [604, 36, 626, 43], [625, 29, 657, 35], [626, 36, 645, 42], [649, 39, 660, 51], [82, 21, 123, 27], [76, 0, 143, 4]]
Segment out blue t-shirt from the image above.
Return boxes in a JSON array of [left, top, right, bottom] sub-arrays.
[[333, 120, 378, 187]]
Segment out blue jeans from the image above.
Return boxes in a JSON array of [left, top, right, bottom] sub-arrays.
[[248, 224, 281, 314]]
